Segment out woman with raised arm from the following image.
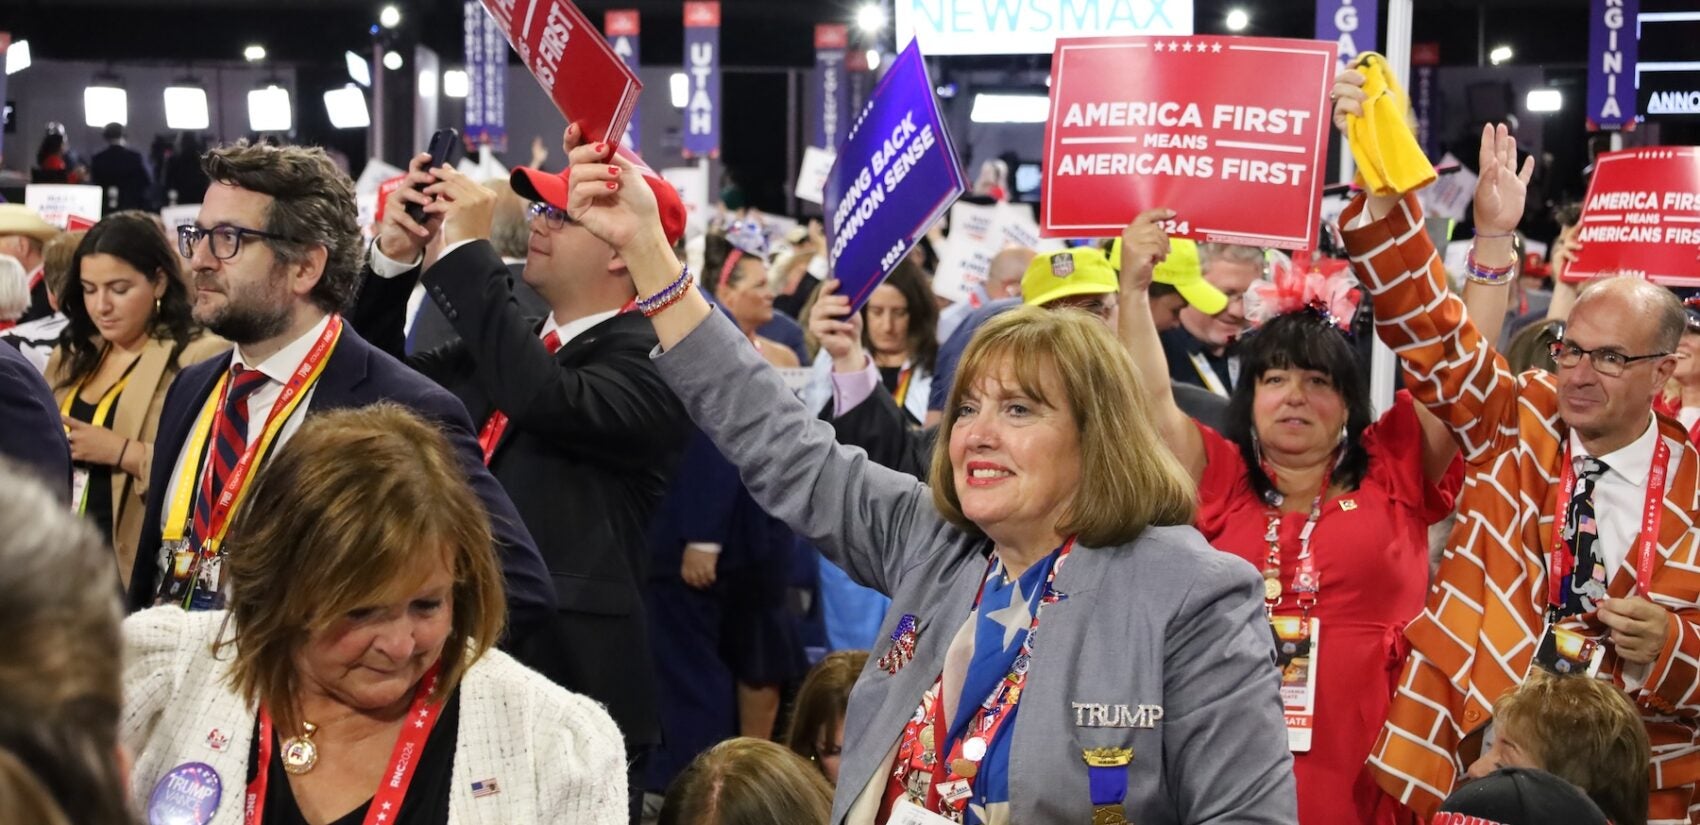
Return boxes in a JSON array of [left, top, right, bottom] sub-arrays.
[[558, 129, 1297, 824], [1115, 181, 1477, 821]]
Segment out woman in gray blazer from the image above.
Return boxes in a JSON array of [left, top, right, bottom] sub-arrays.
[[547, 128, 1296, 825]]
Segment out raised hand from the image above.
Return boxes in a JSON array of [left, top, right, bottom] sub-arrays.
[[420, 164, 496, 247], [1329, 66, 1368, 134], [1474, 123, 1536, 236], [808, 279, 866, 372], [561, 123, 664, 254], [1119, 208, 1175, 293], [374, 152, 445, 262]]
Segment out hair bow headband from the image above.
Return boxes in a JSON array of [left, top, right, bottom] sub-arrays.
[[1242, 251, 1362, 332]]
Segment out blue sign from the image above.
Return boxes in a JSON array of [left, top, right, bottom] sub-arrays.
[[1587, 0, 1637, 129], [682, 2, 720, 158], [824, 40, 965, 313], [814, 24, 850, 150], [1315, 0, 1376, 73], [464, 1, 508, 151]]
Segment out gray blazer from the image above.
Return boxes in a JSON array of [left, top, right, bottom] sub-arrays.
[[654, 311, 1297, 824]]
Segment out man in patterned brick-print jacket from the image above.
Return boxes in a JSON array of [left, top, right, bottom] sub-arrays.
[[1341, 148, 1700, 822]]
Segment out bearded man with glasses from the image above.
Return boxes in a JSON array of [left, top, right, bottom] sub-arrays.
[[1329, 66, 1700, 822], [128, 141, 553, 643]]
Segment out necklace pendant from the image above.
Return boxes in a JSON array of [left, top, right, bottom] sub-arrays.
[[280, 722, 319, 775], [1263, 576, 1284, 601]]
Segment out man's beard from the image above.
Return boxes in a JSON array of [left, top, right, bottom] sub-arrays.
[[193, 267, 293, 345]]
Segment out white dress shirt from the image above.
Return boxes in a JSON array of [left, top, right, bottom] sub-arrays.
[[1569, 413, 1669, 576]]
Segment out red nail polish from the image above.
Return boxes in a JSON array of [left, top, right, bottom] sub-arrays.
[[607, 181, 619, 190], [594, 142, 607, 154], [610, 165, 621, 176]]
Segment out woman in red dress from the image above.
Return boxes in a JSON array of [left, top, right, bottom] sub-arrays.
[[1116, 209, 1464, 824]]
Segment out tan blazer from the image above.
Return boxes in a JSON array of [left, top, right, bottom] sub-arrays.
[[48, 332, 228, 586]]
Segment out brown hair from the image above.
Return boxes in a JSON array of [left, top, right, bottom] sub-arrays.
[[202, 141, 364, 313], [0, 461, 127, 825], [930, 305, 1197, 546], [659, 737, 833, 825], [863, 261, 940, 374], [1493, 670, 1650, 825], [218, 403, 506, 737], [783, 650, 869, 773], [41, 229, 85, 299]]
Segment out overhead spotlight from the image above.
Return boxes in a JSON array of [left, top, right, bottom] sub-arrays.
[[383, 51, 404, 71], [379, 4, 402, 28], [164, 85, 210, 130], [670, 72, 689, 108], [856, 3, 887, 34], [443, 69, 469, 98], [244, 44, 267, 62], [324, 85, 370, 129], [1489, 45, 1513, 65], [84, 82, 128, 128], [1526, 89, 1563, 112], [866, 49, 881, 71], [418, 68, 437, 98], [248, 85, 292, 132], [935, 82, 958, 99], [1225, 8, 1250, 31], [346, 51, 371, 87], [5, 40, 30, 75], [970, 93, 1048, 124]]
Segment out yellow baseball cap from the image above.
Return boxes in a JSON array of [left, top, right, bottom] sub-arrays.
[[1022, 248, 1119, 307], [1109, 236, 1229, 316]]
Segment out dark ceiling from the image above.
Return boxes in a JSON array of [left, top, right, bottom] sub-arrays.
[[2, 0, 1603, 72]]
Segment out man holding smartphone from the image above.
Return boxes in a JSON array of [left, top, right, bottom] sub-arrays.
[[350, 123, 690, 823]]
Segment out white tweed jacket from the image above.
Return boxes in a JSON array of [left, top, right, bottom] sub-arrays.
[[121, 607, 627, 825]]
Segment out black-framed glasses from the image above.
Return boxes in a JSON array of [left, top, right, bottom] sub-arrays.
[[528, 201, 572, 231], [1547, 340, 1671, 377], [177, 223, 302, 261]]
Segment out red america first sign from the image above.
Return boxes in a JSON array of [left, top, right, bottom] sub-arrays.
[[1042, 35, 1336, 249], [1566, 147, 1700, 286], [478, 0, 641, 146]]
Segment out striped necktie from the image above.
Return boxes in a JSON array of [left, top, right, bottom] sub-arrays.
[[190, 364, 270, 547]]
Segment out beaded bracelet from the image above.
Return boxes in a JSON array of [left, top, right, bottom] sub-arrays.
[[638, 264, 694, 317], [1463, 247, 1516, 285]]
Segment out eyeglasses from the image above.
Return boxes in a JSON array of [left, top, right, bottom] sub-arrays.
[[1547, 340, 1671, 377], [528, 201, 573, 231], [177, 224, 301, 261]]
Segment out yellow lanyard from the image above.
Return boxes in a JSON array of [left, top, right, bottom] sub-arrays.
[[161, 319, 341, 546], [61, 357, 136, 516]]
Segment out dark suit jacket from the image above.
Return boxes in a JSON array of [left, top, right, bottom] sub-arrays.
[[407, 261, 547, 355], [21, 276, 54, 326], [90, 144, 153, 213], [350, 241, 689, 747], [0, 340, 70, 500], [123, 322, 554, 636]]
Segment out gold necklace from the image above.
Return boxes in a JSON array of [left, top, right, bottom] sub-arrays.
[[280, 722, 319, 775]]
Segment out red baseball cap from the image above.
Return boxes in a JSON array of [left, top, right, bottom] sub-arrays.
[[510, 145, 686, 245]]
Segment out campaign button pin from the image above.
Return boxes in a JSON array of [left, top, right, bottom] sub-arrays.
[[146, 762, 222, 825]]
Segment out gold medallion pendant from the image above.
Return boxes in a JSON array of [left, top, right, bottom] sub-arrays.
[[280, 722, 319, 775], [1263, 576, 1283, 601]]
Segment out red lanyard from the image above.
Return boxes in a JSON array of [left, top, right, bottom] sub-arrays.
[[895, 538, 1075, 815], [195, 315, 342, 559], [1261, 462, 1333, 631], [477, 300, 637, 465], [1547, 437, 1669, 615], [247, 667, 443, 825]]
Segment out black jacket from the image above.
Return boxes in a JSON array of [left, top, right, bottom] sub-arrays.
[[90, 144, 154, 213], [0, 340, 70, 500], [124, 323, 555, 634], [350, 241, 689, 747]]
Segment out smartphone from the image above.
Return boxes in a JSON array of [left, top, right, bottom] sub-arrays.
[[405, 128, 465, 224]]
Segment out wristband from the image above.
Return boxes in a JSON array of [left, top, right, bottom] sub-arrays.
[[1473, 229, 1515, 239], [1464, 246, 1516, 285], [638, 264, 694, 318]]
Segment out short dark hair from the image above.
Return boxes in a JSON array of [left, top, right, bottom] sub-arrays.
[[54, 212, 199, 391], [1224, 312, 1375, 502], [101, 123, 123, 142], [202, 141, 364, 313]]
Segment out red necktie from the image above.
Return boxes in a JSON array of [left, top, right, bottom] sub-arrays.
[[477, 329, 563, 464], [191, 365, 270, 546]]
